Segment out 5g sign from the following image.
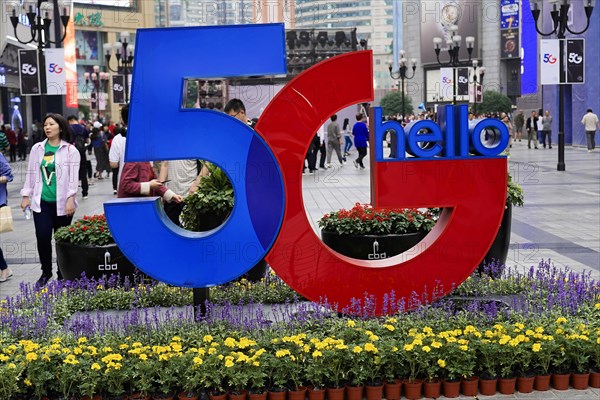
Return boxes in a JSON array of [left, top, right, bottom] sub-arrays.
[[104, 24, 508, 315]]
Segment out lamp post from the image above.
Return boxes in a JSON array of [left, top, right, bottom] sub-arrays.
[[103, 32, 135, 104], [531, 0, 595, 172], [433, 25, 475, 105], [388, 50, 417, 122], [84, 66, 109, 120], [470, 60, 485, 114], [8, 0, 71, 119]]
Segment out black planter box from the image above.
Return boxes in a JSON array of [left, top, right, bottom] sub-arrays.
[[56, 241, 138, 281], [321, 230, 429, 260]]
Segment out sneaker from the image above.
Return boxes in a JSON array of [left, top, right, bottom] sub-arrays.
[[534, 147, 538, 149], [549, 146, 552, 149], [113, 190, 117, 195], [0, 268, 13, 282], [589, 150, 593, 153], [360, 166, 366, 170], [353, 160, 358, 168], [83, 196, 88, 200]]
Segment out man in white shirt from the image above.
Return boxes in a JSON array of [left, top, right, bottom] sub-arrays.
[[581, 109, 600, 152], [109, 104, 128, 194]]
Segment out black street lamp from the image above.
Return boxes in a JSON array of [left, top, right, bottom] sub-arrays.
[[388, 50, 417, 121], [470, 60, 485, 114], [433, 25, 475, 105], [531, 0, 595, 171], [8, 0, 71, 119], [103, 31, 135, 104], [84, 66, 109, 120]]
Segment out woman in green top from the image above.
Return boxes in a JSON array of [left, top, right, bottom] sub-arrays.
[[20, 114, 81, 287]]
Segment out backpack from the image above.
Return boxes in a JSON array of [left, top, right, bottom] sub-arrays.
[[74, 134, 87, 152]]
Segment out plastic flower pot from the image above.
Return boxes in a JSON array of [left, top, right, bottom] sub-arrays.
[[478, 378, 497, 395], [178, 392, 200, 400], [423, 380, 441, 399], [517, 376, 535, 393], [326, 387, 344, 400], [534, 374, 551, 391], [498, 377, 516, 394], [268, 391, 286, 400], [287, 387, 306, 400], [590, 371, 600, 388], [345, 385, 364, 400], [248, 391, 268, 400], [229, 390, 248, 400], [383, 379, 402, 400], [551, 373, 570, 390], [571, 373, 590, 390], [442, 379, 460, 398], [307, 387, 325, 400], [402, 380, 422, 400], [365, 384, 383, 400], [460, 377, 478, 396]]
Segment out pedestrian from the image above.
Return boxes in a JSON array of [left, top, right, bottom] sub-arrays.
[[537, 108, 544, 145], [342, 118, 352, 156], [514, 109, 524, 142], [501, 113, 513, 149], [158, 159, 208, 226], [91, 127, 110, 179], [352, 113, 369, 169], [117, 161, 183, 205], [20, 114, 81, 287], [67, 115, 90, 199], [317, 124, 327, 169], [541, 110, 553, 149], [0, 152, 14, 282], [4, 125, 17, 162], [525, 110, 539, 149], [109, 104, 129, 194], [325, 114, 344, 168], [581, 109, 600, 152], [304, 133, 320, 174], [17, 128, 28, 161], [0, 126, 8, 153]]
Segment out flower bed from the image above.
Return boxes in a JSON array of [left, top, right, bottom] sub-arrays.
[[0, 261, 599, 399]]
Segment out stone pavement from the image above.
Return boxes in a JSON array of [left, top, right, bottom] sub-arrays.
[[0, 142, 599, 399]]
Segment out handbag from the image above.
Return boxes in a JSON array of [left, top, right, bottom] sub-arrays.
[[0, 205, 14, 233]]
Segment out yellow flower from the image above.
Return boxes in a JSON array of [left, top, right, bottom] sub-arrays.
[[431, 341, 442, 349], [353, 346, 363, 353], [77, 337, 87, 345], [203, 335, 213, 343], [386, 317, 397, 324], [7, 363, 16, 369], [224, 337, 237, 348], [369, 335, 379, 341], [459, 345, 469, 351], [403, 344, 414, 352], [595, 303, 600, 309], [383, 324, 395, 332], [24, 379, 32, 386], [437, 359, 446, 368], [253, 361, 260, 366], [532, 343, 541, 352], [26, 352, 38, 362], [422, 346, 431, 353], [275, 350, 290, 358], [193, 357, 203, 365], [364, 343, 378, 353], [347, 320, 356, 327], [225, 359, 234, 367], [139, 354, 148, 361], [555, 317, 567, 324], [91, 363, 101, 370], [172, 336, 182, 342], [312, 350, 323, 358]]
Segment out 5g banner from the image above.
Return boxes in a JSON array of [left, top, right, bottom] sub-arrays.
[[566, 39, 584, 84], [18, 50, 40, 95], [112, 75, 125, 104], [45, 48, 66, 95]]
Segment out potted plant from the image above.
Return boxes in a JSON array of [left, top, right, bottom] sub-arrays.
[[318, 203, 438, 259], [54, 214, 137, 281], [181, 163, 267, 281], [479, 173, 524, 276]]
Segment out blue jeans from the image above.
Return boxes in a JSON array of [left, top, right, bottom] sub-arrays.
[[33, 201, 73, 276], [344, 136, 353, 153]]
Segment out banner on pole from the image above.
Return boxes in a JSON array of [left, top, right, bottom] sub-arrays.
[[566, 39, 584, 84], [18, 50, 40, 95], [457, 67, 469, 97], [112, 75, 125, 104], [540, 39, 560, 85], [45, 48, 67, 95], [440, 67, 454, 101]]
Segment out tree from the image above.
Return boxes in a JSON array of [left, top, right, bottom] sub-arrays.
[[380, 91, 414, 117], [476, 91, 513, 115]]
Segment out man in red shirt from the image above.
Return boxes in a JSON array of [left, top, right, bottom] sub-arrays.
[[4, 125, 17, 162]]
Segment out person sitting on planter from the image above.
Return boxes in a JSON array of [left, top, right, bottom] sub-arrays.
[[20, 114, 81, 287], [117, 161, 184, 205]]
